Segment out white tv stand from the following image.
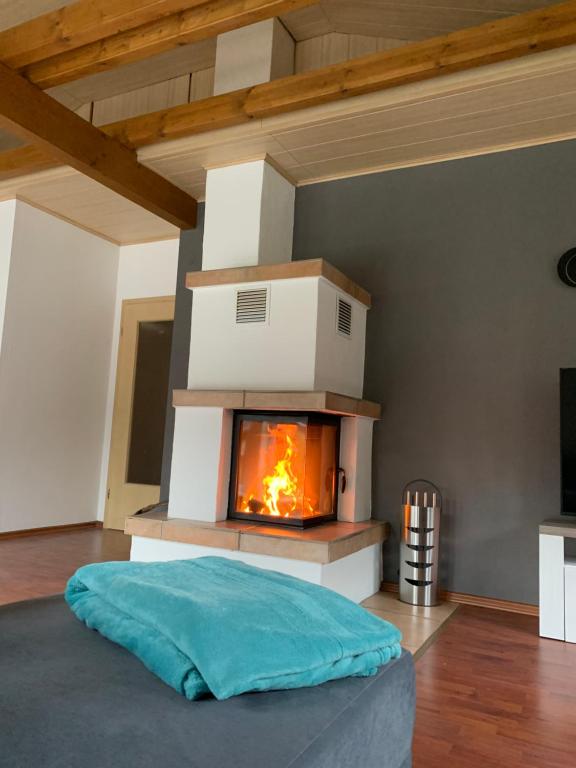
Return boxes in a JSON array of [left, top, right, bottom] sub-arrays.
[[539, 519, 576, 642]]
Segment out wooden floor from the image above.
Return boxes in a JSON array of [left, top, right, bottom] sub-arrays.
[[1, 528, 575, 767], [0, 527, 130, 605], [413, 606, 576, 767]]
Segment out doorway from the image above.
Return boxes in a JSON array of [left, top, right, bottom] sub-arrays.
[[104, 296, 175, 530]]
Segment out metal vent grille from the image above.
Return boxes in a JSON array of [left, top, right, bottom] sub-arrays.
[[236, 287, 268, 324], [336, 297, 352, 336]]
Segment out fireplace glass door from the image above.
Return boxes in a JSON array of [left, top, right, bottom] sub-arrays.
[[229, 412, 340, 528]]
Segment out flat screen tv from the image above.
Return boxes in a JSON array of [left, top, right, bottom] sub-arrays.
[[560, 368, 576, 515]]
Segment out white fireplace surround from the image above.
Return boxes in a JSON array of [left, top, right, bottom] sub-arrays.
[[168, 262, 375, 524], [168, 405, 376, 525], [187, 275, 367, 395]]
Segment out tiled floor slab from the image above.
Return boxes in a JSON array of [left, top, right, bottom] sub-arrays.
[[363, 590, 458, 621], [362, 591, 458, 659]]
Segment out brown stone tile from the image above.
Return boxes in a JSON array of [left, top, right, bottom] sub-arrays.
[[185, 259, 371, 308], [213, 520, 260, 533], [170, 389, 380, 418], [173, 390, 244, 408], [124, 515, 163, 538], [243, 520, 388, 563], [328, 525, 387, 562], [161, 518, 240, 550], [162, 518, 257, 533], [248, 519, 387, 544], [126, 514, 388, 564]]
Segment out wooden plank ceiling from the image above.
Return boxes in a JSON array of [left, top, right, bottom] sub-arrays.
[[0, 0, 321, 234], [0, 0, 571, 243]]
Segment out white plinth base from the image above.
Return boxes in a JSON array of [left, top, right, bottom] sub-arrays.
[[565, 559, 576, 643], [130, 536, 381, 603], [539, 526, 576, 643], [539, 533, 565, 640]]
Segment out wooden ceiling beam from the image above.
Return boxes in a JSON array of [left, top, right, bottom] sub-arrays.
[[5, 0, 319, 90], [0, 61, 197, 228], [2, 0, 576, 182], [0, 89, 253, 180], [0, 87, 256, 180], [0, 0, 211, 71], [244, 0, 576, 118], [0, 144, 58, 180]]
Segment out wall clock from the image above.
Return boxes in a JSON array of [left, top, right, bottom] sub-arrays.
[[558, 248, 576, 287]]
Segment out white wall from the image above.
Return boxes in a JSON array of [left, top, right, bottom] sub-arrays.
[[0, 201, 118, 532], [0, 203, 179, 532], [0, 200, 16, 357], [96, 239, 179, 520]]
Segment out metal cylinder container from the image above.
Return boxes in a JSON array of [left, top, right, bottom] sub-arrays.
[[399, 480, 442, 607]]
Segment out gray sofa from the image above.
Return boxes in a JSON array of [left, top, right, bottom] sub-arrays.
[[0, 596, 415, 768]]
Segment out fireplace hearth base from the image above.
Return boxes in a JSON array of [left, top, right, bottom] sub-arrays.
[[127, 511, 388, 603]]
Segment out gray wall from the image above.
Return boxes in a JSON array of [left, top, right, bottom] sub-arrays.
[[164, 140, 576, 604], [160, 205, 204, 498]]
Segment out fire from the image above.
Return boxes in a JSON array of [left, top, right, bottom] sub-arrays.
[[233, 415, 339, 525], [262, 425, 298, 517], [242, 423, 304, 518]]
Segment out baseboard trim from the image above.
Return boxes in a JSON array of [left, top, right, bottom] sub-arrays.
[[0, 521, 103, 540], [381, 581, 539, 617]]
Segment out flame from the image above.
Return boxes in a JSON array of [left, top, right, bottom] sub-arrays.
[[262, 425, 298, 517], [240, 423, 308, 519], [237, 420, 335, 521]]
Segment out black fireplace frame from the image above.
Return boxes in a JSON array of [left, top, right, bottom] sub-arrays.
[[227, 410, 341, 529]]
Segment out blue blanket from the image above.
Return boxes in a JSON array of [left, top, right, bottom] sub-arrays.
[[65, 557, 402, 701]]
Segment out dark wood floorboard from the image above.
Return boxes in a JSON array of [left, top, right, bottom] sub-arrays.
[[413, 605, 576, 767], [1, 529, 575, 766], [0, 528, 130, 605]]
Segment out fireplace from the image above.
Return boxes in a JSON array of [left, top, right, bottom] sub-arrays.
[[228, 412, 342, 528], [131, 158, 383, 601]]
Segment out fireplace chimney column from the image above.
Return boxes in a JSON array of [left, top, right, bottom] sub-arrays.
[[203, 18, 296, 272], [167, 21, 375, 531], [168, 20, 298, 522]]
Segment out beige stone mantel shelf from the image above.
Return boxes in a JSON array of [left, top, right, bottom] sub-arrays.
[[185, 258, 371, 308], [126, 511, 389, 565], [172, 389, 381, 419]]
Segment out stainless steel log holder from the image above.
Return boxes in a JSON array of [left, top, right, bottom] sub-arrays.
[[399, 479, 442, 607]]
